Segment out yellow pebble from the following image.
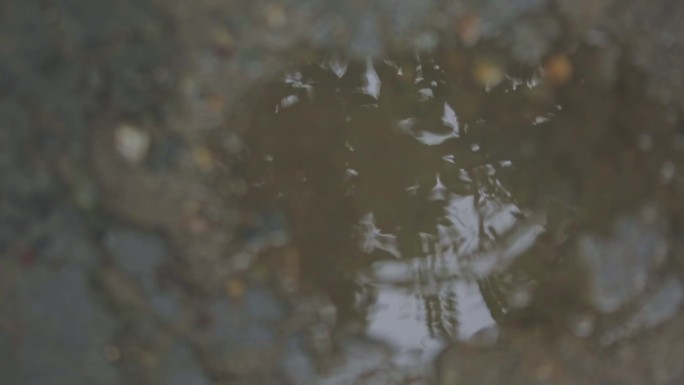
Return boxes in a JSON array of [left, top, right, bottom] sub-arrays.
[[473, 59, 505, 89], [543, 55, 573, 86], [193, 146, 214, 172], [226, 278, 246, 301]]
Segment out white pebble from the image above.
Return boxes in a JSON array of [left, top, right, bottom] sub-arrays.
[[114, 124, 150, 165]]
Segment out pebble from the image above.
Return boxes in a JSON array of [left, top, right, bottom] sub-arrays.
[[211, 27, 236, 57], [543, 55, 573, 86], [114, 123, 150, 165], [568, 313, 596, 338], [473, 58, 505, 88], [225, 278, 246, 301], [104, 227, 167, 276], [456, 12, 481, 47]]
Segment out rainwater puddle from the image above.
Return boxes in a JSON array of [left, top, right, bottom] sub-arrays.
[[215, 43, 684, 371]]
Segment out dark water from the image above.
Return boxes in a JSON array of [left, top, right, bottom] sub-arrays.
[[217, 43, 684, 365]]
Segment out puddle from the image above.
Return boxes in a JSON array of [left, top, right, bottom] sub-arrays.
[[214, 42, 684, 366]]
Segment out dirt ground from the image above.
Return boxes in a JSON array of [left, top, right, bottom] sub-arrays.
[[3, 1, 684, 384]]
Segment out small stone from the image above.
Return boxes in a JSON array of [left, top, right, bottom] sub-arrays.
[[535, 362, 555, 381], [139, 349, 159, 368], [263, 2, 287, 29], [114, 123, 150, 165], [456, 12, 481, 47], [473, 59, 505, 89], [508, 285, 532, 308], [543, 55, 573, 86], [638, 133, 653, 152], [104, 345, 121, 362], [225, 279, 246, 302], [152, 67, 170, 84], [73, 177, 99, 211], [412, 32, 439, 51], [660, 161, 676, 184], [568, 313, 595, 338], [205, 95, 225, 116], [186, 217, 209, 235]]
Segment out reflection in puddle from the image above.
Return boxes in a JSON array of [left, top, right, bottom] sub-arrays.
[[366, 278, 497, 363], [220, 44, 684, 364]]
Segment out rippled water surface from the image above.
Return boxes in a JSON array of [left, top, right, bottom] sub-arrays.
[[216, 43, 684, 367]]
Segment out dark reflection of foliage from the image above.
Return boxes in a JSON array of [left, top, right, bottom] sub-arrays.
[[478, 276, 509, 322], [228, 44, 681, 337], [424, 294, 440, 338], [442, 288, 459, 337]]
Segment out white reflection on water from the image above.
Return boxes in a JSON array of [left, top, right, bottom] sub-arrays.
[[364, 194, 543, 285], [429, 174, 448, 201], [359, 213, 401, 258], [365, 287, 447, 364], [359, 188, 546, 355], [399, 102, 461, 146], [365, 278, 497, 364], [360, 58, 381, 99], [441, 103, 460, 135], [322, 56, 349, 78]]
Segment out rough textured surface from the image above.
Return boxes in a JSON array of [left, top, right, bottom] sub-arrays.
[[2, 0, 684, 384]]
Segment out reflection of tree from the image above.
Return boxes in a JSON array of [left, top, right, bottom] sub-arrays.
[[234, 45, 679, 346], [423, 287, 459, 339], [235, 49, 550, 339]]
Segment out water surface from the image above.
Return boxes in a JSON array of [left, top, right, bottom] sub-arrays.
[[218, 43, 684, 367]]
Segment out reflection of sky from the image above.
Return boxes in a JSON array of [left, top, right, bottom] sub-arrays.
[[360, 58, 381, 99], [365, 279, 496, 364], [365, 287, 446, 364], [360, 187, 545, 357]]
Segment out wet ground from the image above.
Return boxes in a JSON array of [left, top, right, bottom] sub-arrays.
[[3, 0, 684, 384]]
